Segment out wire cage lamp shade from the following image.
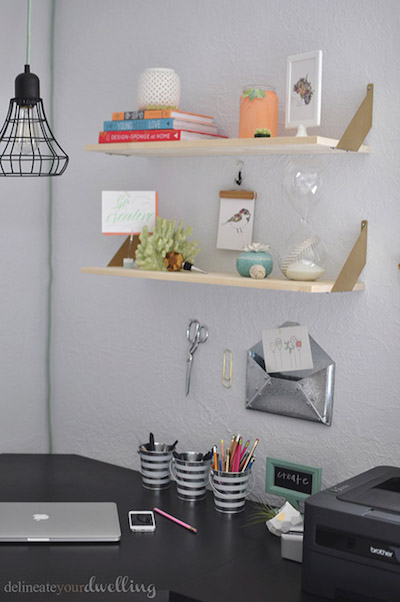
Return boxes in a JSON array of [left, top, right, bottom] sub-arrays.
[[0, 65, 68, 177]]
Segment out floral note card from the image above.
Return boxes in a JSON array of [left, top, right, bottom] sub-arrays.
[[262, 325, 314, 373], [102, 191, 158, 235]]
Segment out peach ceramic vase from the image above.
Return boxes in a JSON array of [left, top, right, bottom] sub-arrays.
[[239, 85, 278, 138]]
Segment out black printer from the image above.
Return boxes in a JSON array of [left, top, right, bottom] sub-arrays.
[[302, 466, 400, 601]]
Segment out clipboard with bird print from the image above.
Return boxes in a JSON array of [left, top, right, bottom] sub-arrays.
[[216, 190, 256, 251]]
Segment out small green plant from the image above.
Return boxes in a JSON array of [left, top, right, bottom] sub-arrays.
[[254, 128, 271, 138], [242, 497, 279, 527], [135, 217, 200, 271], [242, 87, 266, 101]]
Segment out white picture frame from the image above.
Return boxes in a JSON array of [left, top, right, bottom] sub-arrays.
[[285, 50, 323, 135]]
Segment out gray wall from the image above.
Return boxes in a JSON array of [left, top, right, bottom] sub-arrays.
[[2, 0, 400, 496], [0, 0, 52, 452]]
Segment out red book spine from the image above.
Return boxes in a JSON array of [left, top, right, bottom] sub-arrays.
[[99, 130, 182, 143]]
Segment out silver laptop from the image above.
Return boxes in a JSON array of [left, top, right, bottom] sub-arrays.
[[0, 502, 121, 543]]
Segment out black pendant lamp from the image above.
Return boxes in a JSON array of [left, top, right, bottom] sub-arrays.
[[0, 0, 68, 176]]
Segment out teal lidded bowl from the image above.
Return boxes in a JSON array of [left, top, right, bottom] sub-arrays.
[[236, 244, 273, 278]]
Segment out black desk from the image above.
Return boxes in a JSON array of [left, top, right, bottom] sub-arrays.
[[0, 454, 329, 601]]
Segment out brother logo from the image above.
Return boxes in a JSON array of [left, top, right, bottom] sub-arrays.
[[33, 514, 50, 522], [370, 545, 393, 558]]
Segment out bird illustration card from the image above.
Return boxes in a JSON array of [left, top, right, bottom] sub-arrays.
[[262, 325, 314, 373], [216, 192, 256, 250]]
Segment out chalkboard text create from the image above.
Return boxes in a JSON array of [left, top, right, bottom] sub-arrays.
[[274, 466, 313, 495]]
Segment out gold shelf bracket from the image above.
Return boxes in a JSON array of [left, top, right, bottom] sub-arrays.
[[336, 84, 373, 152], [331, 221, 368, 292]]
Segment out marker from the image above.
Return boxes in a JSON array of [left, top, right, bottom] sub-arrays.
[[149, 432, 155, 451], [154, 508, 197, 534], [246, 456, 256, 471]]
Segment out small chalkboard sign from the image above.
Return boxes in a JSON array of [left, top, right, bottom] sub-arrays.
[[266, 457, 322, 505]]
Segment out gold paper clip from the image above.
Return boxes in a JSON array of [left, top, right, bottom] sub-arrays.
[[222, 349, 233, 389]]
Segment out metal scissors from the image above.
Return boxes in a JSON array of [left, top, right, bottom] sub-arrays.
[[186, 319, 209, 396]]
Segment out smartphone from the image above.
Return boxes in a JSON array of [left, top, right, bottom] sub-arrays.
[[128, 511, 156, 533]]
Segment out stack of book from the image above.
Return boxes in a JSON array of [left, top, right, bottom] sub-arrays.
[[98, 109, 227, 144]]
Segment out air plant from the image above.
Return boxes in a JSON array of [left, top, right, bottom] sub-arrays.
[[242, 496, 279, 527]]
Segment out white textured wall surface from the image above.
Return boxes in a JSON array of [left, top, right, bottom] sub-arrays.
[[0, 0, 51, 452], [47, 0, 400, 497]]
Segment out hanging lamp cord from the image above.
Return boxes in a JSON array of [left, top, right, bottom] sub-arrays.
[[46, 0, 57, 454], [25, 0, 54, 452], [26, 0, 32, 65]]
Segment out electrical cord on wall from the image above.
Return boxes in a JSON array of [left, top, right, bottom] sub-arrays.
[[45, 0, 57, 453]]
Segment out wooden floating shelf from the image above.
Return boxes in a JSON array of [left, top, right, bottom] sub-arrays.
[[81, 267, 365, 294], [84, 136, 370, 158]]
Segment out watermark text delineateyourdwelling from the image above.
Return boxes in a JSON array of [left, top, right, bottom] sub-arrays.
[[3, 576, 156, 598]]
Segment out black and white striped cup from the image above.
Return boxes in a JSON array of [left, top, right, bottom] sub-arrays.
[[170, 452, 211, 502], [138, 443, 173, 490], [209, 468, 254, 513]]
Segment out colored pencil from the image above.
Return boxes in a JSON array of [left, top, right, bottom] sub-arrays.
[[225, 449, 230, 472], [154, 507, 197, 534], [241, 439, 259, 472], [220, 440, 225, 467], [230, 434, 240, 471], [239, 452, 249, 471], [228, 434, 236, 457], [240, 440, 250, 461], [213, 445, 218, 471]]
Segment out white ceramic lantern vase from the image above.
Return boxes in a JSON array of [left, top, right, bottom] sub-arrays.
[[137, 68, 181, 110]]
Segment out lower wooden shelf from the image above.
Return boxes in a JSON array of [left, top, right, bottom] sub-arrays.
[[81, 266, 365, 294]]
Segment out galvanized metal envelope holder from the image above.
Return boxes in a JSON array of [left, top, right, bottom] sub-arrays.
[[246, 323, 335, 426]]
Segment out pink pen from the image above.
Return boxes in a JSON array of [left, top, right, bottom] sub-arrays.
[[234, 439, 242, 472], [154, 507, 197, 534]]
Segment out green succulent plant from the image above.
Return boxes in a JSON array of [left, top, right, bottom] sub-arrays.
[[135, 217, 200, 271], [243, 88, 266, 101], [254, 128, 271, 137]]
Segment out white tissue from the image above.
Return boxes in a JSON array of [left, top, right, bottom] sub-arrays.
[[266, 501, 303, 537]]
